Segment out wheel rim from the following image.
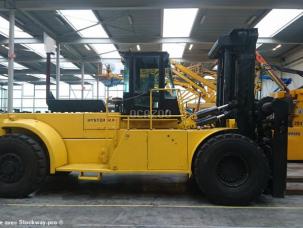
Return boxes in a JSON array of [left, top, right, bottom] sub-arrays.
[[0, 153, 24, 183], [216, 155, 249, 187]]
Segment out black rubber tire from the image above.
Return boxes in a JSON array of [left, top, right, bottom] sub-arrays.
[[194, 133, 270, 205], [0, 134, 48, 198]]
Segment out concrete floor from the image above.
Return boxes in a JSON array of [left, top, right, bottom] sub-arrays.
[[0, 165, 303, 227]]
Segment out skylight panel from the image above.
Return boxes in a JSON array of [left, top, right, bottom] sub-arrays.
[[0, 61, 28, 70], [91, 44, 121, 59], [162, 43, 186, 58], [74, 74, 94, 80], [58, 10, 108, 38], [60, 61, 78, 70], [51, 54, 79, 70], [0, 16, 47, 58], [0, 16, 33, 38], [26, 74, 45, 79], [255, 9, 303, 37], [0, 56, 28, 70], [163, 8, 198, 37]]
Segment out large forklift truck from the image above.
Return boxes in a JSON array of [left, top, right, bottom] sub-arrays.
[[0, 28, 288, 205]]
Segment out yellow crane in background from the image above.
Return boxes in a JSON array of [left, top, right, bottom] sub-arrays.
[[171, 62, 217, 112]]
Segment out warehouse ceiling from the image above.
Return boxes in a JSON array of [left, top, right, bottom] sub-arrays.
[[0, 0, 302, 84]]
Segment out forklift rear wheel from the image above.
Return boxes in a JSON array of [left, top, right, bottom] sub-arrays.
[[0, 134, 48, 198], [194, 133, 269, 205]]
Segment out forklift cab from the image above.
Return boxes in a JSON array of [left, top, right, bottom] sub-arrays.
[[121, 52, 180, 115]]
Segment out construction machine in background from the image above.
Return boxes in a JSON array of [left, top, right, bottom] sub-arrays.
[[256, 52, 303, 161], [171, 62, 216, 111], [96, 63, 123, 87], [0, 28, 289, 205]]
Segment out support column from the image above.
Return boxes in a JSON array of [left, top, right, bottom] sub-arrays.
[[0, 85, 3, 110], [56, 43, 61, 99], [68, 84, 71, 99], [20, 84, 24, 112], [81, 62, 84, 100], [33, 84, 36, 113], [104, 84, 106, 100], [96, 76, 99, 100], [7, 9, 15, 113], [92, 84, 94, 99]]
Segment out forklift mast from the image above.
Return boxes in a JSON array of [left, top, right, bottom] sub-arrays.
[[209, 28, 258, 137], [208, 28, 289, 197]]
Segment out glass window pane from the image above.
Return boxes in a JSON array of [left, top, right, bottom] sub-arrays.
[[135, 56, 160, 93]]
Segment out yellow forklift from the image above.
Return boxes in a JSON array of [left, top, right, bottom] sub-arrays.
[[0, 29, 289, 205]]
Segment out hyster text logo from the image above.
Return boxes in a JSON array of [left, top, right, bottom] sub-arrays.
[[288, 132, 301, 136], [87, 118, 116, 123], [294, 121, 303, 126]]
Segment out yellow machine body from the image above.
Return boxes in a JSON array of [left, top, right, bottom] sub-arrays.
[[273, 88, 303, 161], [0, 112, 230, 176]]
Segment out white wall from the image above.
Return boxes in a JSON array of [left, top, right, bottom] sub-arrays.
[[0, 81, 124, 113], [260, 46, 303, 97], [260, 78, 280, 97]]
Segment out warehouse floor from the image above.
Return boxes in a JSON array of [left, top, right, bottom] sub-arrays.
[[0, 164, 303, 227]]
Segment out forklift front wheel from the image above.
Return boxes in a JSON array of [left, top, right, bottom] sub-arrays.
[[194, 133, 269, 205]]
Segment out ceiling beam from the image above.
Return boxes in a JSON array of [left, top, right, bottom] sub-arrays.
[[0, 37, 42, 44], [256, 38, 303, 45], [1, 0, 303, 10], [0, 68, 86, 75], [2, 37, 302, 45], [7, 57, 122, 64]]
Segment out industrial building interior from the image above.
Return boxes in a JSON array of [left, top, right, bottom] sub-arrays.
[[0, 0, 303, 227]]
